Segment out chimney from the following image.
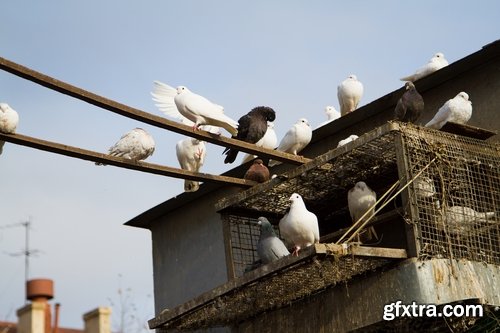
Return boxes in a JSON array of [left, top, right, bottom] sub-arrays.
[[16, 279, 54, 333], [83, 307, 112, 333]]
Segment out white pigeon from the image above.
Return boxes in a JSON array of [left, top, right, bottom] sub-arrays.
[[96, 128, 155, 165], [269, 118, 312, 167], [337, 134, 359, 148], [241, 122, 278, 164], [279, 193, 320, 256], [151, 81, 237, 136], [425, 92, 472, 129], [348, 181, 378, 243], [337, 74, 364, 116], [176, 137, 206, 192], [400, 52, 449, 82], [256, 217, 290, 264], [318, 106, 341, 127], [433, 205, 496, 235], [276, 118, 312, 155], [0, 103, 19, 155]]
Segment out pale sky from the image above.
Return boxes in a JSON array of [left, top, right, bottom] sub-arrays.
[[1, 1, 499, 331]]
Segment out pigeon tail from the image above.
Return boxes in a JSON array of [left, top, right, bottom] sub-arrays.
[[400, 74, 417, 82], [224, 148, 239, 164], [204, 115, 238, 136], [477, 211, 496, 222]]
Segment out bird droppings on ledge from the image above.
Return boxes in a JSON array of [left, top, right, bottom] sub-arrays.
[[149, 243, 406, 331]]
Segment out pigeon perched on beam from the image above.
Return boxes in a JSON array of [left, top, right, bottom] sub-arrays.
[[425, 92, 472, 129], [96, 128, 155, 165], [241, 122, 278, 164], [269, 118, 312, 166], [223, 106, 276, 164], [256, 217, 290, 264], [394, 82, 424, 124], [151, 81, 238, 136], [400, 52, 448, 82], [279, 193, 319, 256], [176, 137, 206, 192], [277, 118, 312, 155], [0, 103, 19, 155], [337, 74, 364, 116]]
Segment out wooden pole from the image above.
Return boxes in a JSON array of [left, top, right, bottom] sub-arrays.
[[0, 56, 311, 165], [0, 132, 257, 187]]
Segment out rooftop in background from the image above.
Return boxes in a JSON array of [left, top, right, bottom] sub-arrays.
[[0, 321, 83, 333]]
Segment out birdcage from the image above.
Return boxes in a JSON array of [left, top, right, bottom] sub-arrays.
[[401, 125, 500, 265], [217, 121, 500, 278]]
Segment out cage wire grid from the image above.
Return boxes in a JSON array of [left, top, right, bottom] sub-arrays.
[[222, 123, 500, 278], [402, 126, 500, 265]]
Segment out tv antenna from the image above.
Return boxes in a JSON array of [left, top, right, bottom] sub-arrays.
[[2, 217, 42, 301]]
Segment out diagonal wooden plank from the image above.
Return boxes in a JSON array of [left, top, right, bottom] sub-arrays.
[[0, 132, 257, 187], [0, 56, 311, 165]]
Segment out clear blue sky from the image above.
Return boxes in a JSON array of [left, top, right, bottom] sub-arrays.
[[1, 1, 499, 331]]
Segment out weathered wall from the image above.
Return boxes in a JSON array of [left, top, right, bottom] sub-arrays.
[[235, 259, 500, 333], [150, 187, 241, 333]]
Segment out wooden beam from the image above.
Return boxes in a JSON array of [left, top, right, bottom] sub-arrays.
[[0, 56, 311, 165], [0, 132, 257, 187]]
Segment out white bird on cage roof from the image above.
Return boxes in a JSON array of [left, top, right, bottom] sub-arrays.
[[337, 74, 364, 116], [256, 217, 290, 264], [400, 52, 449, 82], [96, 128, 155, 165], [151, 81, 237, 136], [279, 193, 319, 256], [337, 134, 359, 148], [0, 103, 19, 155], [176, 137, 206, 192], [425, 92, 472, 129], [318, 106, 340, 128]]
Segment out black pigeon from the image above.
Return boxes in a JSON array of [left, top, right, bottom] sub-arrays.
[[394, 82, 424, 123], [224, 106, 276, 164]]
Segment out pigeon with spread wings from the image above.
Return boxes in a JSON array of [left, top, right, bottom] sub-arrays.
[[151, 81, 237, 136]]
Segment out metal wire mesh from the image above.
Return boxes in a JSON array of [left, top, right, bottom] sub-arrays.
[[225, 214, 283, 277], [401, 126, 500, 265], [221, 123, 500, 277]]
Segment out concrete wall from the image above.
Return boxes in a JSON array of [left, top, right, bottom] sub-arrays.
[[235, 259, 500, 332], [150, 186, 241, 332]]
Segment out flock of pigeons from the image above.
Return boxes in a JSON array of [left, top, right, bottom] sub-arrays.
[[0, 52, 494, 265]]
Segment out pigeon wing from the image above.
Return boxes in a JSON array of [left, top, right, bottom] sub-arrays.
[[425, 100, 451, 129], [183, 93, 238, 136], [151, 81, 193, 124]]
